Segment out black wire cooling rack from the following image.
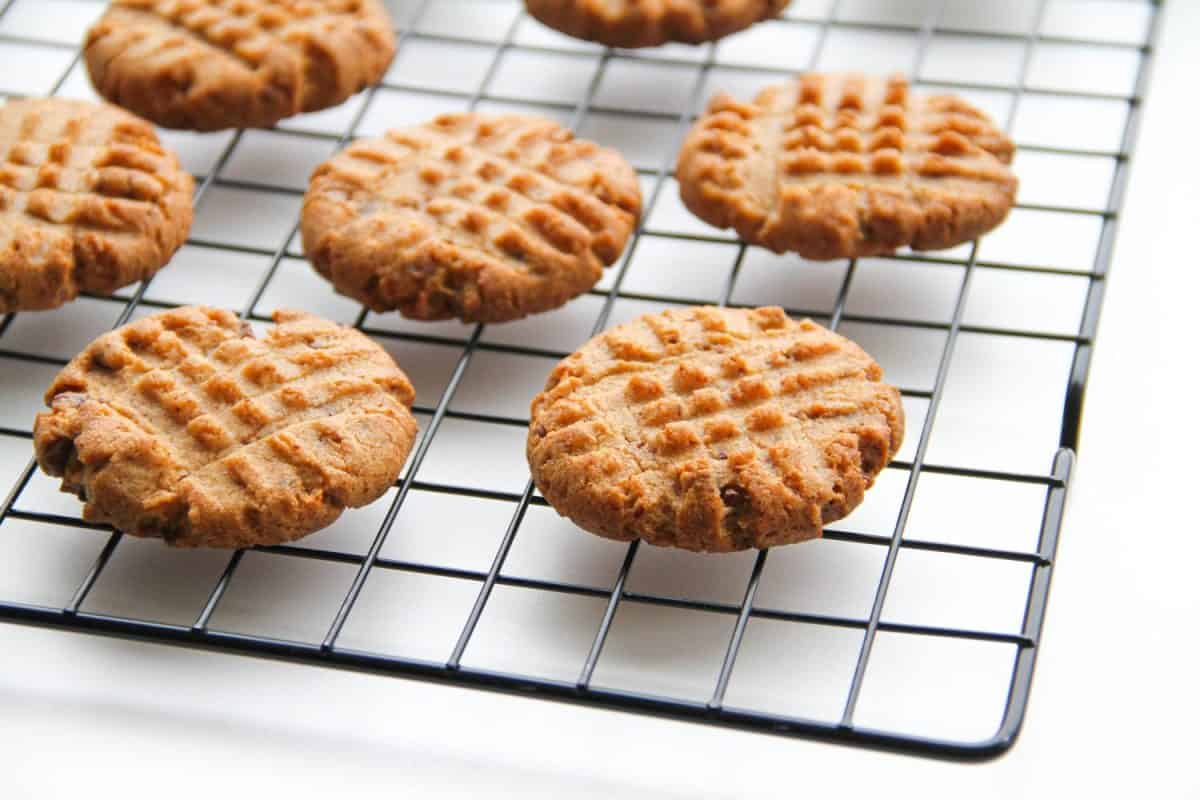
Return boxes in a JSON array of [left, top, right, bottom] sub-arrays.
[[0, 0, 1162, 760]]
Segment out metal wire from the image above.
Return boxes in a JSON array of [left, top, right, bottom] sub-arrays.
[[839, 0, 1053, 727], [0, 0, 1163, 760], [192, 0, 444, 636]]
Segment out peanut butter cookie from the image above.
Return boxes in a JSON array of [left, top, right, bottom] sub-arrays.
[[33, 306, 418, 548], [528, 306, 903, 552], [677, 73, 1017, 260], [525, 0, 790, 48], [0, 98, 193, 313], [301, 113, 642, 324], [85, 0, 396, 131]]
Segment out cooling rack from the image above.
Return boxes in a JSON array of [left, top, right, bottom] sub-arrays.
[[0, 0, 1161, 760]]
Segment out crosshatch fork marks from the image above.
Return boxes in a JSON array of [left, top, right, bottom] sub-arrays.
[[677, 73, 1017, 260], [0, 98, 193, 312], [31, 306, 418, 548], [301, 112, 642, 322], [84, 0, 396, 130], [528, 306, 903, 552]]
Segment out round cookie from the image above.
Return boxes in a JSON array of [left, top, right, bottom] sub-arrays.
[[33, 306, 418, 549], [84, 0, 396, 131], [301, 113, 642, 324], [525, 0, 791, 48], [0, 98, 193, 314], [676, 73, 1017, 260], [528, 306, 903, 552]]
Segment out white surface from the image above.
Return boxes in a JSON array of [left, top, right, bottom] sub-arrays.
[[2, 0, 1198, 797]]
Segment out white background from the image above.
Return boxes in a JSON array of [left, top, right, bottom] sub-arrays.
[[2, 0, 1198, 797]]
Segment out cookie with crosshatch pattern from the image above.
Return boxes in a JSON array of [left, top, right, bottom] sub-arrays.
[[33, 306, 418, 548], [676, 73, 1018, 260], [525, 0, 791, 48], [0, 97, 193, 313], [527, 306, 904, 552], [84, 0, 396, 131], [300, 112, 642, 323]]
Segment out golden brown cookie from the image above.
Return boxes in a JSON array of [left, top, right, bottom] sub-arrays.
[[301, 113, 642, 324], [84, 0, 396, 131], [525, 0, 790, 48], [33, 306, 418, 548], [527, 306, 903, 552], [676, 73, 1017, 260], [0, 98, 193, 313]]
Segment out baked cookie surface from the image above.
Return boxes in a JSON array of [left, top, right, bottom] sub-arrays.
[[85, 0, 396, 131], [33, 306, 418, 548], [525, 0, 790, 48], [0, 98, 193, 313], [677, 73, 1017, 260], [301, 113, 642, 324], [527, 306, 903, 552]]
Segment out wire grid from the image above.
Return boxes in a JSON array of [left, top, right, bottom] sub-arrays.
[[0, 0, 1160, 759]]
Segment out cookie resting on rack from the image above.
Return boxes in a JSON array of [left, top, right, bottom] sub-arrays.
[[84, 0, 396, 131], [0, 98, 193, 313], [33, 306, 418, 549], [527, 306, 904, 552], [301, 112, 642, 324], [676, 73, 1018, 260], [525, 0, 790, 48]]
